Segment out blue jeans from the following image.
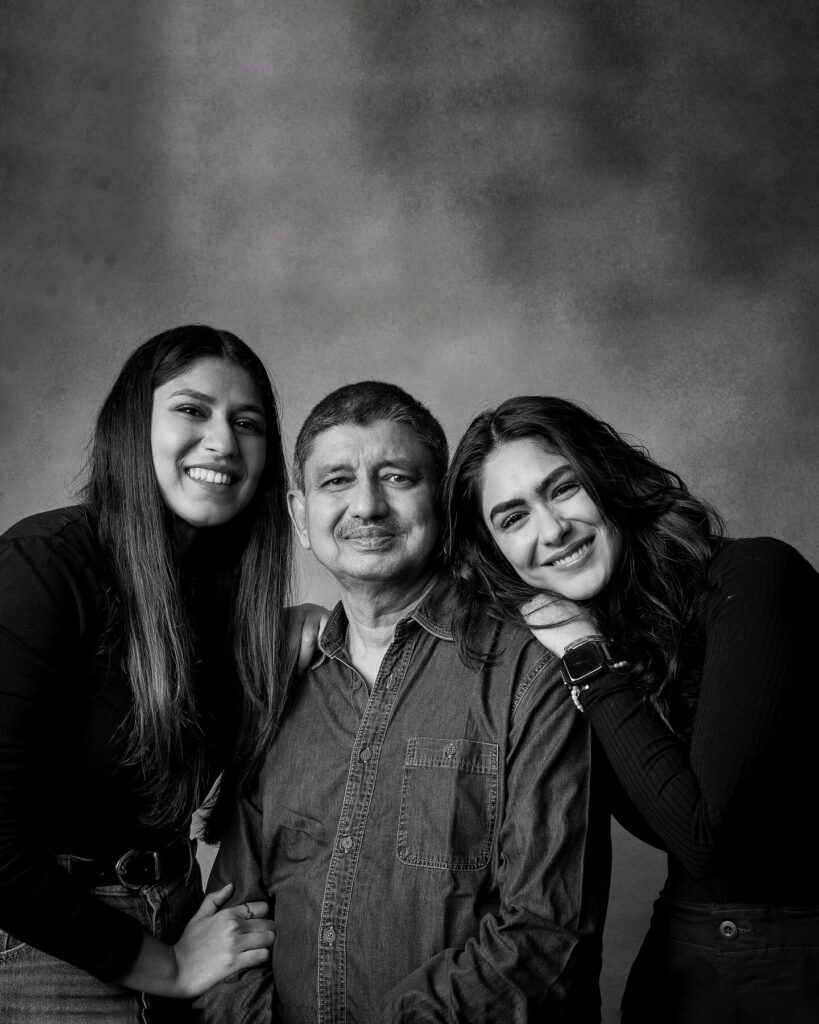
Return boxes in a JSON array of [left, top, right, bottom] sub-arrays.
[[0, 858, 203, 1023], [621, 895, 819, 1024]]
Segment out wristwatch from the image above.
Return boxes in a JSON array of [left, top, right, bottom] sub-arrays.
[[559, 635, 628, 711]]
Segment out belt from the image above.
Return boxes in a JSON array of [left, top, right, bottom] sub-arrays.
[[58, 836, 195, 890]]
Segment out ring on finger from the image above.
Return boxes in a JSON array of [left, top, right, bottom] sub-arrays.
[[243, 903, 253, 920]]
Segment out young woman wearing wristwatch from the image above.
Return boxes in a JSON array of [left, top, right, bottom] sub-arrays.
[[443, 395, 819, 1024]]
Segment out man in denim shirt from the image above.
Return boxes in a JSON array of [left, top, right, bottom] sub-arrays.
[[197, 382, 610, 1023]]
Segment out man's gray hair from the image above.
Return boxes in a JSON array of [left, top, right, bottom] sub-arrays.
[[293, 381, 448, 490]]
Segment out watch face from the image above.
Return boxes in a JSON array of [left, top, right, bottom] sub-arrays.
[[564, 642, 605, 682]]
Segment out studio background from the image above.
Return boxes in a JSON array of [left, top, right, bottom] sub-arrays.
[[2, 2, 817, 1019]]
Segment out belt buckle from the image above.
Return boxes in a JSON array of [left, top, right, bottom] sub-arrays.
[[115, 849, 161, 890]]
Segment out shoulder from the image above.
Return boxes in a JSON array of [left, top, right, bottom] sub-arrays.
[[488, 618, 562, 716], [0, 506, 106, 604], [708, 536, 817, 587], [2, 505, 95, 547], [703, 536, 819, 622]]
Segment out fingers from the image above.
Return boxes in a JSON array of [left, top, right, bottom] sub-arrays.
[[292, 602, 331, 674], [236, 926, 276, 953], [230, 900, 269, 921], [236, 946, 273, 970], [191, 882, 234, 920]]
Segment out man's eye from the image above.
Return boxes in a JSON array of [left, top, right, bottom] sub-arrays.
[[383, 473, 412, 484]]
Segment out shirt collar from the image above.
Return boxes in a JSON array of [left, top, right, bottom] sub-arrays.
[[312, 575, 456, 668]]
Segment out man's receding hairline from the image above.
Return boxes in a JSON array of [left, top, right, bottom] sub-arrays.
[[297, 416, 441, 487]]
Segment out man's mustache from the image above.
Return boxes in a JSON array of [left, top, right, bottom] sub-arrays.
[[337, 520, 403, 540]]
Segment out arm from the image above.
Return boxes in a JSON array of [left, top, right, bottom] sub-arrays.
[[0, 527, 146, 978], [0, 521, 273, 992], [380, 650, 609, 1022], [580, 539, 816, 879], [194, 784, 277, 1023], [287, 603, 331, 674]]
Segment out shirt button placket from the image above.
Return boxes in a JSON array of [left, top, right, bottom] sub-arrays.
[[322, 924, 336, 946], [339, 835, 354, 854]]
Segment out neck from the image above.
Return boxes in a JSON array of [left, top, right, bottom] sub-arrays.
[[340, 571, 436, 682]]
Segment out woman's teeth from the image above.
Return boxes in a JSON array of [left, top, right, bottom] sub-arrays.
[[549, 539, 592, 567], [187, 468, 232, 485]]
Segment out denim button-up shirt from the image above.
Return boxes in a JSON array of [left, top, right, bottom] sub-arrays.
[[198, 581, 610, 1024]]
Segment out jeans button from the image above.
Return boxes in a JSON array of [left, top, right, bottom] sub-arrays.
[[719, 920, 738, 939], [322, 925, 336, 946], [360, 746, 371, 762]]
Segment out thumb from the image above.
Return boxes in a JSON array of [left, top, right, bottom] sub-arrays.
[[191, 882, 234, 920]]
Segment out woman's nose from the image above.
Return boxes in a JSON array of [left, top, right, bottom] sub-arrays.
[[535, 506, 570, 546], [203, 417, 239, 456]]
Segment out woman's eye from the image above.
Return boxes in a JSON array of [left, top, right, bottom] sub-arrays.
[[235, 418, 265, 434], [176, 404, 205, 417], [500, 511, 526, 530], [552, 481, 580, 500]]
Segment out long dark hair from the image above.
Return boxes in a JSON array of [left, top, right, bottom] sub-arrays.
[[443, 396, 723, 735], [83, 324, 292, 832]]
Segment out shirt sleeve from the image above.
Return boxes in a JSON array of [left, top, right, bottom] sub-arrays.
[[0, 528, 144, 979], [193, 785, 277, 1024], [581, 537, 817, 881], [379, 649, 610, 1023]]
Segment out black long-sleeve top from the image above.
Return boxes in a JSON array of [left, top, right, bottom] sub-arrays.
[[583, 537, 819, 904], [0, 507, 230, 980]]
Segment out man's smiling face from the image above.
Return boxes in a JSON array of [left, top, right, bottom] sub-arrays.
[[288, 419, 440, 588]]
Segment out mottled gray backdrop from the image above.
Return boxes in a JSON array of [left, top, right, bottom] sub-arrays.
[[2, 2, 818, 1019]]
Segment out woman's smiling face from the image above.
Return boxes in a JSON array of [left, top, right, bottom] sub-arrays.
[[150, 357, 267, 545], [480, 438, 621, 601]]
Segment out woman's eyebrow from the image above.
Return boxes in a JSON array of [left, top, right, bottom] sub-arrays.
[[168, 387, 214, 402], [488, 465, 571, 521], [167, 388, 265, 417]]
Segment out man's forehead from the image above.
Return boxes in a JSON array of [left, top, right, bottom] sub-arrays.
[[304, 420, 431, 474]]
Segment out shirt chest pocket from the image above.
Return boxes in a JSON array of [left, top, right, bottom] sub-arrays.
[[396, 737, 499, 871]]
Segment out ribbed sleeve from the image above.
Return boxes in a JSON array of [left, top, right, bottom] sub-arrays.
[[582, 537, 819, 902], [0, 508, 146, 979]]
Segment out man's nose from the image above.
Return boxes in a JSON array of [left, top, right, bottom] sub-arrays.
[[349, 478, 388, 518], [203, 417, 239, 456]]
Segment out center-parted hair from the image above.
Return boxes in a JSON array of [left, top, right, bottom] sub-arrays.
[[293, 380, 448, 491], [442, 395, 723, 734], [83, 324, 292, 835]]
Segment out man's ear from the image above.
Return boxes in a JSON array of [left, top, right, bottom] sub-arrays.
[[287, 490, 311, 550]]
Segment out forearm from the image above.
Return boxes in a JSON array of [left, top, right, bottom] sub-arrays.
[[114, 932, 181, 997], [382, 657, 608, 1021], [380, 914, 596, 1023], [0, 833, 147, 979], [583, 678, 720, 876], [194, 789, 275, 1021]]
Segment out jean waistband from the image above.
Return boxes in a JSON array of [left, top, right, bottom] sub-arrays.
[[56, 836, 196, 889], [658, 895, 819, 920]]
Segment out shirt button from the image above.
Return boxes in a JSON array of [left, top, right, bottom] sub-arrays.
[[360, 746, 372, 762], [719, 920, 738, 939], [339, 835, 354, 853], [444, 742, 457, 757], [322, 925, 336, 945]]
